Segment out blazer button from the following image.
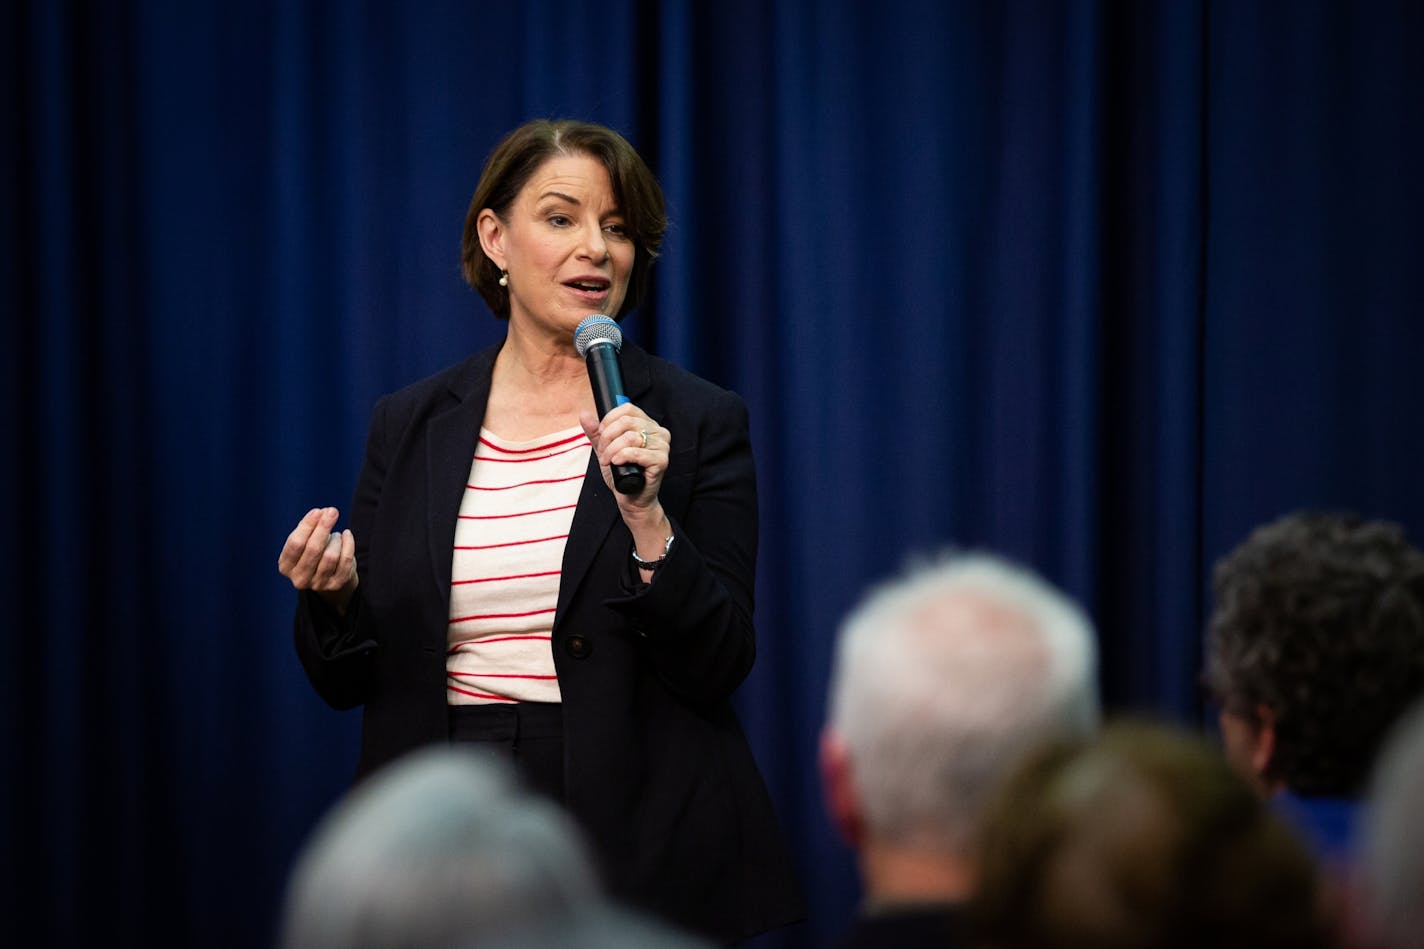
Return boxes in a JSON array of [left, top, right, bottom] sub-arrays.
[[565, 635, 592, 659]]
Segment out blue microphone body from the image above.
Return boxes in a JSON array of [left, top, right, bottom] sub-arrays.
[[574, 316, 645, 495]]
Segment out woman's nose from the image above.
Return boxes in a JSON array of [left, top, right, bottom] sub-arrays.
[[578, 221, 609, 261]]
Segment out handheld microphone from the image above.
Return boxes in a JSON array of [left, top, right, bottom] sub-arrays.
[[574, 315, 645, 495]]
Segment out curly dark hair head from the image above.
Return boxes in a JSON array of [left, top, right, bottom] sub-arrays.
[[1204, 511, 1424, 796]]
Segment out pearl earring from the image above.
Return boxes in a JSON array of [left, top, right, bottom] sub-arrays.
[[498, 270, 508, 287]]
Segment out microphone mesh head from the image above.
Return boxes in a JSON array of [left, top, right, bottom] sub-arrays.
[[573, 315, 622, 357]]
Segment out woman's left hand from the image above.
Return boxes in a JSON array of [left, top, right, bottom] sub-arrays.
[[580, 403, 673, 557]]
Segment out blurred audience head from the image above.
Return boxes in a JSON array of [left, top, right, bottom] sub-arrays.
[[1204, 510, 1424, 797], [972, 721, 1334, 949], [281, 746, 610, 949], [821, 550, 1098, 897], [456, 904, 712, 949], [1360, 699, 1424, 949]]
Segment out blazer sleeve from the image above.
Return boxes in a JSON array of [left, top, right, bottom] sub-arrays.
[[605, 387, 759, 707], [291, 395, 390, 710]]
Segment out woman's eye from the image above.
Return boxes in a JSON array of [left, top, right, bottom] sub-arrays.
[[604, 223, 629, 239], [547, 215, 572, 227]]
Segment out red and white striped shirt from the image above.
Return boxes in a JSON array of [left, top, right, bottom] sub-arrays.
[[446, 426, 590, 705]]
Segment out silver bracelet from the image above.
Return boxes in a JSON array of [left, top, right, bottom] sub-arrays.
[[632, 534, 674, 571]]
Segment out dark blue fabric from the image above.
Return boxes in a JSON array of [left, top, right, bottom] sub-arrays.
[[1271, 791, 1360, 872], [6, 2, 1424, 946]]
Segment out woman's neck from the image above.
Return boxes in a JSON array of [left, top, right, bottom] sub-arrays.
[[486, 330, 594, 440]]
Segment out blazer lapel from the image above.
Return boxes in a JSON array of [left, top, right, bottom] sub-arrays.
[[426, 348, 497, 602], [619, 343, 654, 405], [555, 459, 618, 632]]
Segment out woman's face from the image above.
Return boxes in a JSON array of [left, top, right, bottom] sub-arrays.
[[483, 153, 635, 340]]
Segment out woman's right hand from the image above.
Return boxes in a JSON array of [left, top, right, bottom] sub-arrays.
[[278, 507, 359, 615]]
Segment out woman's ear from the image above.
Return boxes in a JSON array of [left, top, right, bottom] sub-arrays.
[[476, 208, 505, 271]]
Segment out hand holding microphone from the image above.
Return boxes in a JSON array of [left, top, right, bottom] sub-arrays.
[[576, 315, 676, 575], [575, 315, 657, 496]]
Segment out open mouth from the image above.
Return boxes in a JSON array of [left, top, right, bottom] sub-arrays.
[[565, 278, 611, 294]]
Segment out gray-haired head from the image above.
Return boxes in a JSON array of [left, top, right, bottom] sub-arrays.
[[1363, 699, 1424, 949], [827, 550, 1100, 854], [281, 747, 601, 949]]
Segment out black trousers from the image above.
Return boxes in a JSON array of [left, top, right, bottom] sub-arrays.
[[448, 702, 566, 804]]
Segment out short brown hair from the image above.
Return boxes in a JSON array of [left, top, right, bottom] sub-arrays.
[[460, 119, 667, 320], [972, 722, 1333, 949]]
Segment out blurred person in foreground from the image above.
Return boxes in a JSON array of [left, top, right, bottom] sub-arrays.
[[971, 721, 1336, 949], [1203, 511, 1424, 872], [281, 746, 708, 949], [277, 118, 801, 942], [819, 551, 1100, 947], [1358, 699, 1424, 949]]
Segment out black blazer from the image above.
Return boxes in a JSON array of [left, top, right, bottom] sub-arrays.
[[293, 342, 803, 942]]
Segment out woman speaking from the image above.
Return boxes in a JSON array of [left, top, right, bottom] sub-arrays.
[[277, 119, 802, 942]]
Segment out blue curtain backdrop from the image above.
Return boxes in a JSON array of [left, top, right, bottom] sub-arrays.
[[5, 1, 1423, 945]]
